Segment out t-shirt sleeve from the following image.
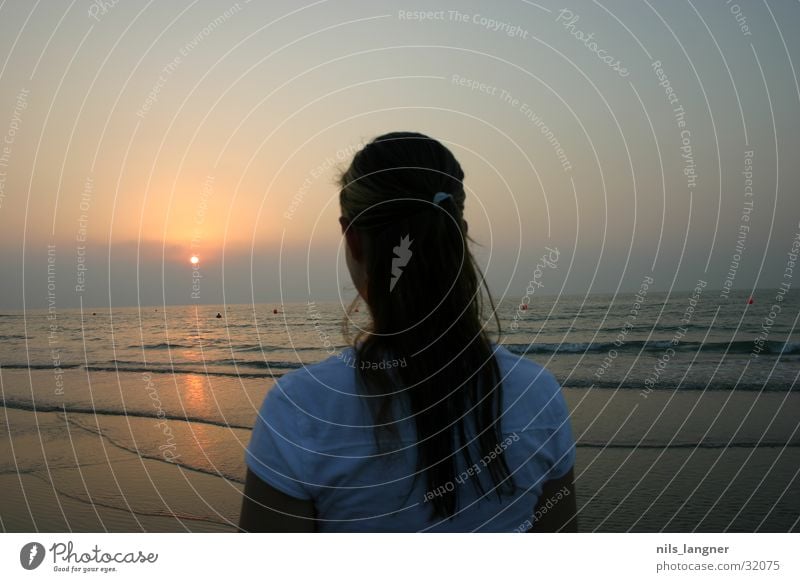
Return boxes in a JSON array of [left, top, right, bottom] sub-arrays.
[[245, 378, 313, 500]]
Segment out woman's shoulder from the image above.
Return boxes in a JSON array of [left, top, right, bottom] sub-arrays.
[[271, 344, 565, 424], [493, 343, 559, 387], [492, 344, 568, 429], [262, 349, 384, 450], [268, 349, 361, 413]]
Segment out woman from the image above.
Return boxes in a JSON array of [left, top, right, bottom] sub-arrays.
[[239, 132, 576, 532]]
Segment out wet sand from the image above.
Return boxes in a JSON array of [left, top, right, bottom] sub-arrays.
[[1, 370, 798, 532]]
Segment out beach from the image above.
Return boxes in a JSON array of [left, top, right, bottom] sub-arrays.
[[1, 369, 252, 533], [2, 369, 797, 532]]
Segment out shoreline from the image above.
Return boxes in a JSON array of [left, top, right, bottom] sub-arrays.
[[2, 368, 798, 532]]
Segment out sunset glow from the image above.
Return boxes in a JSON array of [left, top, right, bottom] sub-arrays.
[[190, 256, 200, 265]]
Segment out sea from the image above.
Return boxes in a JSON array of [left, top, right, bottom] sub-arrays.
[[1, 288, 798, 532], [3, 289, 798, 389]]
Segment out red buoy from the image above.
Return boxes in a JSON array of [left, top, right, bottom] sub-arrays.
[[748, 297, 754, 305], [521, 304, 528, 310], [273, 308, 278, 314]]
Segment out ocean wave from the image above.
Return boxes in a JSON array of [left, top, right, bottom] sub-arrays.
[[110, 358, 304, 370], [220, 359, 305, 370], [0, 362, 82, 370], [0, 360, 292, 378], [577, 440, 800, 449], [1, 398, 252, 430], [561, 378, 797, 392], [233, 344, 335, 353], [505, 339, 800, 355], [781, 341, 800, 355], [130, 342, 195, 350], [505, 342, 611, 354], [85, 365, 284, 379]]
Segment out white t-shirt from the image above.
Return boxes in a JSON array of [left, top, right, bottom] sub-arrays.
[[245, 344, 575, 532]]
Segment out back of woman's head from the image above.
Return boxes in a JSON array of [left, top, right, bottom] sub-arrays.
[[339, 131, 514, 519]]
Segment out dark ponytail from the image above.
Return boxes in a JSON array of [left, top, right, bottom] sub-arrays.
[[338, 132, 514, 519]]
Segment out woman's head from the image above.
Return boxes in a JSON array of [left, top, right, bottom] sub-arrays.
[[338, 132, 468, 309], [337, 132, 514, 519]]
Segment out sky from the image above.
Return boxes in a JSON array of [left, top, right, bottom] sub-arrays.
[[0, 0, 798, 309]]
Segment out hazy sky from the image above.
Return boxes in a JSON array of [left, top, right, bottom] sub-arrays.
[[1, 0, 798, 309]]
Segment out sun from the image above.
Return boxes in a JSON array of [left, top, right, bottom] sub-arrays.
[[190, 255, 199, 265]]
